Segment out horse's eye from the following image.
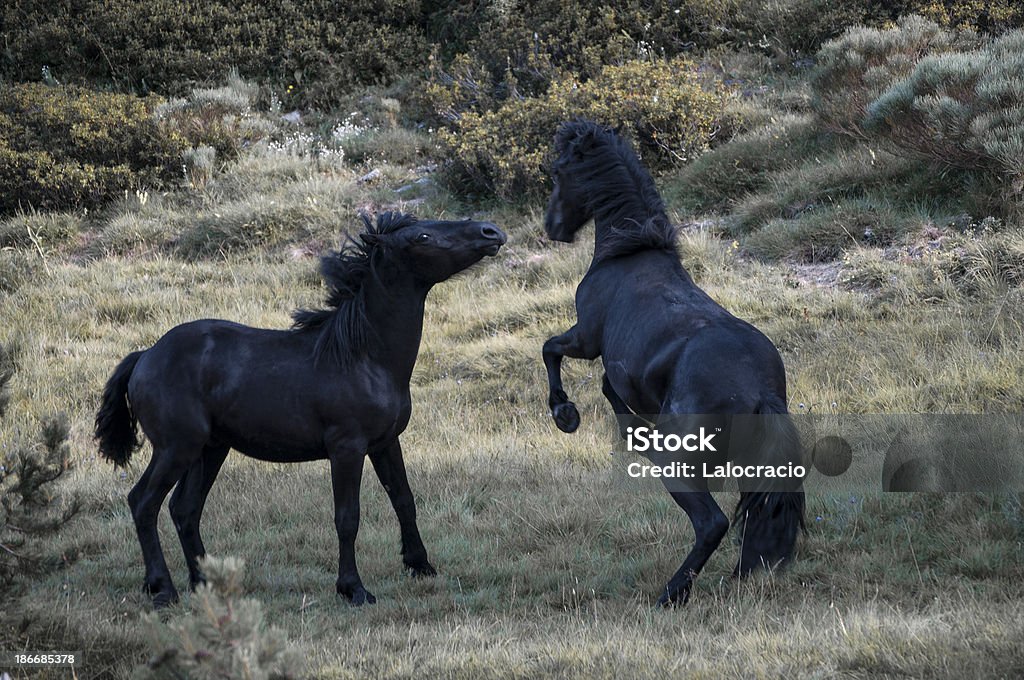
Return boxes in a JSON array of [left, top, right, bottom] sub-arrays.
[[416, 233, 431, 243]]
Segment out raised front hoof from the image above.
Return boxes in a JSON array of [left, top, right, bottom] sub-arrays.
[[655, 583, 691, 608], [405, 560, 438, 578], [552, 402, 580, 433], [144, 579, 180, 609], [338, 584, 377, 606]]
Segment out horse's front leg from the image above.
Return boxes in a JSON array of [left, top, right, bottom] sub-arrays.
[[328, 441, 375, 605], [369, 439, 436, 578], [543, 325, 596, 433]]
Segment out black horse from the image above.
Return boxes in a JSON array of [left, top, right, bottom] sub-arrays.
[[542, 121, 804, 606], [96, 212, 506, 608]]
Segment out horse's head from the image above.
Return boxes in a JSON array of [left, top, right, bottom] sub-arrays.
[[544, 120, 605, 243], [365, 214, 506, 284]]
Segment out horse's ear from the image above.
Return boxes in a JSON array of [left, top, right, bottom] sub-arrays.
[[360, 232, 383, 247]]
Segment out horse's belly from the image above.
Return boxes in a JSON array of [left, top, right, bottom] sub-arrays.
[[212, 428, 327, 463]]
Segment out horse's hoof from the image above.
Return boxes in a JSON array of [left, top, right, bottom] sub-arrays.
[[655, 585, 691, 608], [552, 402, 580, 433], [338, 585, 377, 606], [150, 587, 180, 609], [144, 578, 180, 608], [406, 561, 438, 578]]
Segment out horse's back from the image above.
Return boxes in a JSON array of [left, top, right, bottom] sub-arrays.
[[127, 319, 328, 456], [583, 253, 786, 415]]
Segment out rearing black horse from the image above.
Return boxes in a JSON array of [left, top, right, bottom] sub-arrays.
[[96, 212, 506, 608], [542, 121, 804, 605]]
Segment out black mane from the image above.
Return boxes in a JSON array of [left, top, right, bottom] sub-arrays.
[[554, 120, 679, 261], [291, 211, 418, 366]]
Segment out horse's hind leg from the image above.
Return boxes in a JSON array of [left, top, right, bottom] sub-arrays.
[[657, 490, 729, 607], [128, 446, 199, 608], [369, 439, 436, 578], [169, 444, 229, 590], [601, 373, 647, 437]]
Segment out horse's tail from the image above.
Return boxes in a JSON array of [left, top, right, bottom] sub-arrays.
[[95, 350, 144, 467], [733, 395, 805, 575]]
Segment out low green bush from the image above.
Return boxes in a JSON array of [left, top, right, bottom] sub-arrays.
[[662, 114, 826, 213], [744, 197, 922, 261], [438, 57, 731, 200], [0, 83, 186, 215], [138, 556, 302, 680], [0, 345, 79, 587]]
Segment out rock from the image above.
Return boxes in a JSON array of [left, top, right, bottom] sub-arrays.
[[281, 110, 302, 124], [358, 168, 382, 183]]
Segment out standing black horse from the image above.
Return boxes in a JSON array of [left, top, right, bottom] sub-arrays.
[[96, 212, 506, 608], [542, 121, 804, 606]]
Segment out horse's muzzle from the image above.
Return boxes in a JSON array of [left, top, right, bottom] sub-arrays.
[[479, 223, 506, 255]]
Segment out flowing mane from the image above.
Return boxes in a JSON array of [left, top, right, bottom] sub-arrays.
[[553, 121, 679, 262], [291, 211, 418, 366]]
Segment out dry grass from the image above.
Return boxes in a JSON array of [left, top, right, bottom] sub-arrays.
[[2, 104, 1024, 679]]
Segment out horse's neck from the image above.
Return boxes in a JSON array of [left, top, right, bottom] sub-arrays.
[[591, 205, 666, 257], [361, 276, 429, 381]]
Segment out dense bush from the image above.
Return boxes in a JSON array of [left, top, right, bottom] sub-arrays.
[[0, 83, 187, 215], [438, 56, 731, 200], [429, 1, 731, 104], [1, 0, 431, 109], [809, 15, 976, 140], [901, 0, 1024, 33], [864, 30, 1024, 216]]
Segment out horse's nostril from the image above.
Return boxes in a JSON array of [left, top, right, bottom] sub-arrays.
[[481, 224, 503, 241]]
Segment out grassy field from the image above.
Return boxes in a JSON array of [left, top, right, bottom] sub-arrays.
[[2, 147, 1024, 677], [3, 36, 1024, 677]]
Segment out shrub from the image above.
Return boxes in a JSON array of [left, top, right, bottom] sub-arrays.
[[902, 0, 1024, 33], [864, 29, 1024, 217], [438, 56, 731, 200], [1, 0, 431, 109], [810, 15, 975, 140], [0, 345, 80, 586], [427, 0, 733, 108], [137, 556, 302, 680], [725, 0, 873, 58], [663, 114, 826, 213], [0, 83, 187, 215]]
